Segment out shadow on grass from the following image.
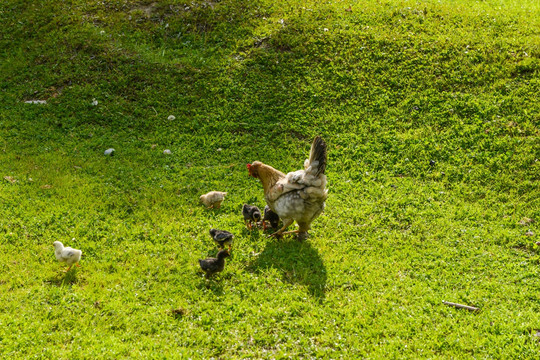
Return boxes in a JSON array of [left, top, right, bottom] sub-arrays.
[[46, 269, 80, 287], [195, 272, 227, 295], [248, 237, 327, 301]]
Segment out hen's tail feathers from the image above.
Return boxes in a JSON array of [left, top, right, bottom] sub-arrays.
[[308, 136, 327, 176]]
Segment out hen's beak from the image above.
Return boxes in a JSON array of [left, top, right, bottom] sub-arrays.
[[246, 163, 252, 177]]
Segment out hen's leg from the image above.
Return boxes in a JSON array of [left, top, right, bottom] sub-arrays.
[[296, 222, 310, 242], [269, 219, 294, 238]]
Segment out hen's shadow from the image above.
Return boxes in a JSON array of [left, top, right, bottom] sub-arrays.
[[249, 238, 327, 301]]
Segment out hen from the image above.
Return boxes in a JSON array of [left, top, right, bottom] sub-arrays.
[[247, 136, 328, 241]]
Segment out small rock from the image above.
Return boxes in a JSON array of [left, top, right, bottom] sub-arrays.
[[525, 230, 534, 237], [104, 148, 115, 156], [151, 144, 157, 149], [168, 115, 176, 121], [536, 241, 540, 246], [24, 100, 47, 104], [163, 149, 172, 155], [217, 148, 222, 152], [92, 98, 98, 106], [430, 160, 436, 167]]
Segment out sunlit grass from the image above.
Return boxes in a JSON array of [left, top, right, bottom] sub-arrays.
[[0, 0, 539, 358]]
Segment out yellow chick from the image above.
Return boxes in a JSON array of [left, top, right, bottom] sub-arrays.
[[199, 191, 227, 209]]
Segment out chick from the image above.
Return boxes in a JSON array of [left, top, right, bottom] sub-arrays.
[[242, 204, 262, 230], [209, 229, 234, 251], [198, 249, 230, 278], [53, 241, 82, 272], [263, 205, 280, 231], [199, 191, 227, 209]]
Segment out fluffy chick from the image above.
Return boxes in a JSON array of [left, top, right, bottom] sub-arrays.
[[242, 204, 262, 230], [209, 229, 234, 251], [53, 241, 82, 272], [198, 250, 230, 278], [263, 205, 280, 231], [199, 191, 227, 209]]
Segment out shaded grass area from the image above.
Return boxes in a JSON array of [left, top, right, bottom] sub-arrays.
[[1, 0, 540, 358]]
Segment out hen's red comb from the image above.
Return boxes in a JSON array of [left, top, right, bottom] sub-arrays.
[[246, 163, 252, 169]]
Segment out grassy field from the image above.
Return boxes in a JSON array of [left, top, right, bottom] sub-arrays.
[[1, 0, 539, 358]]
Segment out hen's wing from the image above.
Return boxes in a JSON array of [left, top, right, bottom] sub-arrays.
[[272, 136, 328, 198]]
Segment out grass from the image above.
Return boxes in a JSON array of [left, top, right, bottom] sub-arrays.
[[1, 0, 539, 358]]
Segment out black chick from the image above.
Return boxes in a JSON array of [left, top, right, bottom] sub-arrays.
[[263, 205, 280, 231], [198, 250, 230, 278], [209, 229, 234, 251], [242, 204, 262, 230]]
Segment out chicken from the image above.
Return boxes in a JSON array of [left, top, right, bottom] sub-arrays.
[[199, 191, 227, 209], [247, 136, 328, 241], [198, 249, 230, 278], [53, 241, 82, 272], [242, 204, 261, 230], [263, 205, 280, 231], [209, 229, 234, 251]]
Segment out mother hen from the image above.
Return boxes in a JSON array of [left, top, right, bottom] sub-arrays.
[[247, 136, 328, 241]]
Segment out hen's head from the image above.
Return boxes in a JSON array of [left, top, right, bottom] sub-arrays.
[[247, 161, 262, 178]]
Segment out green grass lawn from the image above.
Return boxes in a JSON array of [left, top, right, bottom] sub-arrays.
[[1, 0, 539, 358]]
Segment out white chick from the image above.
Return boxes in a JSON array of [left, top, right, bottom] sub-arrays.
[[53, 241, 82, 272], [199, 191, 227, 209]]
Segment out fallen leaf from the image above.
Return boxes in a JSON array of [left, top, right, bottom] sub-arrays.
[[4, 176, 16, 183], [345, 6, 352, 12], [40, 185, 53, 189], [519, 217, 534, 225]]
